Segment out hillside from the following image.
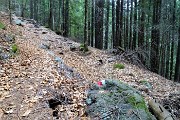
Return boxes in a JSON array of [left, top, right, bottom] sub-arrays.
[[0, 12, 180, 120]]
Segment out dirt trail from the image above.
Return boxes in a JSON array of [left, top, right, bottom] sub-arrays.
[[1, 13, 180, 119]]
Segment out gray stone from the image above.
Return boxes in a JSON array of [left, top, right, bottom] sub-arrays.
[[0, 53, 10, 60], [70, 45, 76, 51], [4, 34, 15, 42], [12, 19, 22, 25], [39, 43, 51, 49], [85, 80, 156, 120], [107, 58, 116, 63]]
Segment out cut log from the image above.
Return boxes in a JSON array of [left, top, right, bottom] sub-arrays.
[[148, 99, 175, 120]]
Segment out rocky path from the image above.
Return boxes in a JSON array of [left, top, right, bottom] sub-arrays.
[[0, 12, 180, 119]]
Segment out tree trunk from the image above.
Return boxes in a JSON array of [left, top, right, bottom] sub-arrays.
[[138, 0, 145, 63], [64, 0, 69, 37], [125, 0, 129, 50], [49, 0, 54, 30], [174, 27, 180, 82], [170, 0, 176, 80], [95, 0, 104, 49], [129, 0, 133, 50], [33, 0, 38, 21], [133, 0, 137, 50], [115, 0, 120, 48], [88, 0, 91, 46], [84, 0, 88, 46], [30, 0, 33, 19], [91, 0, 94, 47], [104, 0, 110, 49], [9, 0, 12, 24], [151, 0, 161, 73], [112, 0, 116, 48]]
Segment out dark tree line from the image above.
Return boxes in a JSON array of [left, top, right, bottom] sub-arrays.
[[0, 0, 179, 82]]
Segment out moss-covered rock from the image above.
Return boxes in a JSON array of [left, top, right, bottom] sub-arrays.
[[86, 80, 156, 120]]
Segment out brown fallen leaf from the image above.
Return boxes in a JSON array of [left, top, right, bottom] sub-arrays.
[[21, 109, 32, 117], [0, 109, 4, 119], [3, 109, 13, 114]]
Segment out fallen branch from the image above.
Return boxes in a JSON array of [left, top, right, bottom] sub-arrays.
[[148, 99, 175, 120]]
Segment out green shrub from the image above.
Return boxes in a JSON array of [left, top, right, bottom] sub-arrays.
[[113, 63, 125, 69], [79, 43, 88, 52], [0, 22, 5, 29], [11, 44, 18, 53]]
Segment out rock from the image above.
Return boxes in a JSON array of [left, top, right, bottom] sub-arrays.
[[0, 53, 10, 60], [70, 45, 76, 51], [55, 57, 63, 63], [85, 80, 156, 120], [20, 22, 26, 27], [4, 34, 15, 42], [107, 57, 116, 63], [39, 43, 51, 49], [12, 19, 22, 25]]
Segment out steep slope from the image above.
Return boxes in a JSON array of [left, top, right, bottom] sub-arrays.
[[0, 12, 180, 119]]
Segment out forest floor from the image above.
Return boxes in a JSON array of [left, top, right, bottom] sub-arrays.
[[0, 12, 180, 120]]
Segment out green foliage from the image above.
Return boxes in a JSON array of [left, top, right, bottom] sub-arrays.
[[0, 22, 5, 29], [11, 44, 18, 53], [113, 63, 125, 69], [79, 43, 88, 52]]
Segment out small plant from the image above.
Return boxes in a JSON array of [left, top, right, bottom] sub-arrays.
[[113, 63, 125, 69], [140, 80, 148, 84], [11, 44, 18, 53], [79, 43, 88, 52], [0, 22, 5, 29]]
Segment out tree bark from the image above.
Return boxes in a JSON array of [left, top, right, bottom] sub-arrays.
[[151, 0, 161, 73], [84, 0, 88, 46], [95, 0, 104, 49], [30, 0, 33, 19], [174, 27, 180, 82], [112, 0, 116, 48], [104, 0, 110, 49], [133, 0, 137, 50], [91, 0, 94, 47]]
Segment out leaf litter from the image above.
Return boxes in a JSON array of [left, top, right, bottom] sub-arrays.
[[0, 12, 180, 119]]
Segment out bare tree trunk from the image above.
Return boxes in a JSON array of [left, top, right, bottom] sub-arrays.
[[133, 0, 137, 50], [91, 0, 94, 47], [174, 27, 180, 82], [151, 0, 161, 73], [104, 0, 110, 49], [30, 0, 33, 19], [112, 0, 116, 48], [170, 0, 176, 80], [9, 0, 12, 24], [84, 0, 88, 46], [95, 0, 104, 49]]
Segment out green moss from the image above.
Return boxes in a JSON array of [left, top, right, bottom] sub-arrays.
[[127, 95, 148, 112], [0, 22, 5, 29], [79, 43, 88, 52], [113, 63, 125, 69], [11, 44, 18, 53]]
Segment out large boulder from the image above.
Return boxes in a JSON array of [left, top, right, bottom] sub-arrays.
[[85, 80, 156, 120]]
